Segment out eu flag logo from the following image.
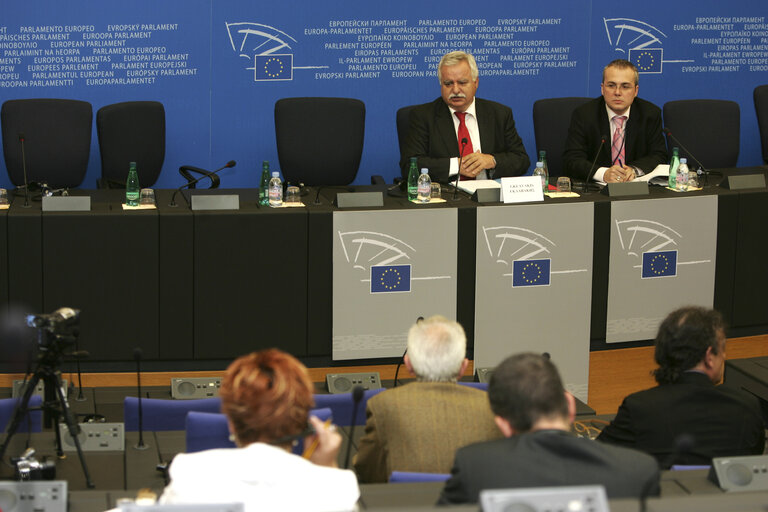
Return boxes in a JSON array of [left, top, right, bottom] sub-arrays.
[[512, 259, 551, 287], [371, 265, 411, 293], [629, 48, 663, 74], [255, 54, 293, 81], [642, 250, 677, 278]]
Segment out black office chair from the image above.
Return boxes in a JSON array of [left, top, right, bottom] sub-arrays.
[[1, 98, 92, 189], [274, 97, 365, 186], [532, 97, 592, 178], [96, 101, 165, 188], [395, 104, 419, 180], [663, 99, 740, 169], [754, 85, 768, 165]]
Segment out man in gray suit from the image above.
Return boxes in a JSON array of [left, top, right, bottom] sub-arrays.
[[353, 315, 500, 483], [439, 353, 660, 504]]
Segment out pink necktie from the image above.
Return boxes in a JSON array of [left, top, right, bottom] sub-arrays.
[[611, 115, 626, 166]]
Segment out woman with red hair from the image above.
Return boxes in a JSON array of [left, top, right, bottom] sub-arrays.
[[160, 349, 359, 511]]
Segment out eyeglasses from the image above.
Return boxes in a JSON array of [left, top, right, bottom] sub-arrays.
[[603, 82, 635, 92]]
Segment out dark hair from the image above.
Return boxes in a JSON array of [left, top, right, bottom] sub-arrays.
[[602, 58, 639, 85], [653, 306, 725, 385], [220, 349, 314, 446], [488, 353, 568, 433]]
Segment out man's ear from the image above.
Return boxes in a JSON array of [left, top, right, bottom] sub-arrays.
[[565, 391, 576, 424], [458, 358, 469, 378], [494, 416, 515, 438], [404, 354, 415, 376]]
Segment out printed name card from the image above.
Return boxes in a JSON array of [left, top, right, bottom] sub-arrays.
[[500, 176, 544, 204]]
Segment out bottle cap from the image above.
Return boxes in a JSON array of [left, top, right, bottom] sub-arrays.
[[536, 161, 543, 168], [420, 168, 428, 174], [680, 158, 687, 164], [272, 172, 279, 178]]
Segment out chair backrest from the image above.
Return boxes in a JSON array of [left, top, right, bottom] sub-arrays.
[[389, 471, 450, 483], [274, 97, 365, 186], [663, 99, 740, 169], [532, 97, 592, 178], [97, 101, 165, 187], [0, 395, 43, 433], [313, 388, 385, 426], [458, 381, 488, 391], [396, 104, 418, 162], [754, 85, 768, 164], [1, 98, 92, 188], [124, 396, 221, 431]]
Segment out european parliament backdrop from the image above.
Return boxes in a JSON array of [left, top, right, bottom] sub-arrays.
[[0, 0, 765, 189]]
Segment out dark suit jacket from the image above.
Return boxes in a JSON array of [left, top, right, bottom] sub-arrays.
[[438, 429, 660, 504], [400, 97, 530, 183], [596, 371, 765, 468], [353, 382, 501, 483], [562, 96, 667, 181]]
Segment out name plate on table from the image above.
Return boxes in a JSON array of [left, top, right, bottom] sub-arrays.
[[190, 194, 239, 210], [336, 191, 383, 208], [42, 195, 91, 211], [600, 181, 649, 197], [720, 173, 766, 190], [500, 176, 544, 203]]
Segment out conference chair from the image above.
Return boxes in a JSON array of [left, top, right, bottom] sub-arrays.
[[313, 388, 386, 426], [396, 104, 418, 164], [184, 408, 333, 454], [532, 97, 592, 178], [754, 85, 768, 164], [458, 381, 488, 391], [274, 97, 365, 186], [389, 471, 450, 483], [123, 396, 221, 431], [96, 101, 165, 188], [0, 395, 43, 433], [663, 99, 740, 168], [1, 98, 92, 189]]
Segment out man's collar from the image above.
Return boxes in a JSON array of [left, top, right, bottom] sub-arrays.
[[449, 98, 477, 118]]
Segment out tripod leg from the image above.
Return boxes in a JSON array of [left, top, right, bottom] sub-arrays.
[[46, 372, 95, 488], [0, 374, 42, 462]]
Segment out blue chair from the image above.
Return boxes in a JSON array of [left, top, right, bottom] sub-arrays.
[[389, 471, 450, 483], [184, 407, 333, 454], [313, 388, 385, 426], [670, 465, 711, 471], [458, 381, 488, 391], [124, 397, 222, 431], [0, 396, 43, 433]]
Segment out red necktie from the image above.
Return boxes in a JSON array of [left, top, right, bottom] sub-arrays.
[[455, 112, 475, 181], [611, 115, 626, 166]]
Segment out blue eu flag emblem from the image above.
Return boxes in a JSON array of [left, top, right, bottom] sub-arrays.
[[629, 48, 662, 73], [512, 259, 551, 287], [255, 54, 293, 81], [642, 250, 677, 278], [371, 265, 411, 293]]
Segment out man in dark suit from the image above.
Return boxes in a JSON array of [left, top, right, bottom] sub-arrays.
[[563, 59, 667, 183], [438, 353, 659, 504], [400, 51, 529, 183], [597, 307, 765, 467]]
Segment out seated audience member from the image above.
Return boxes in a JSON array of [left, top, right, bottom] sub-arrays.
[[439, 353, 659, 504], [159, 349, 359, 512], [597, 306, 765, 467], [354, 315, 501, 483]]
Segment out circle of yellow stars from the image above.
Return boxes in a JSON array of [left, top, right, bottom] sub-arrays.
[[649, 253, 670, 275], [520, 262, 543, 284], [263, 57, 284, 78], [635, 51, 656, 72], [379, 268, 402, 290]]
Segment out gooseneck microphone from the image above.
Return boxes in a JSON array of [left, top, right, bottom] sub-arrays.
[[583, 135, 608, 192], [133, 348, 149, 450], [452, 138, 468, 201], [663, 128, 713, 187], [344, 385, 365, 469], [18, 133, 31, 208], [169, 160, 236, 207], [639, 434, 695, 512]]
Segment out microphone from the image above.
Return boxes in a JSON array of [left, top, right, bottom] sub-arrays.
[[343, 385, 365, 469], [133, 347, 149, 450], [583, 135, 608, 192], [639, 434, 694, 512], [663, 128, 712, 186], [394, 316, 422, 388], [169, 160, 236, 207], [452, 138, 468, 201], [18, 133, 31, 208]]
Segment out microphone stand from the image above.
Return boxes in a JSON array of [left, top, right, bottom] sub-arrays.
[[133, 348, 149, 450], [664, 128, 713, 187], [169, 160, 236, 207], [451, 138, 468, 201], [583, 135, 608, 193], [18, 133, 31, 208]]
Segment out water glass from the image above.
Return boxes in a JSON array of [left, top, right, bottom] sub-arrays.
[[556, 177, 571, 193], [140, 188, 155, 205], [430, 182, 441, 199], [285, 186, 301, 204], [0, 188, 8, 205]]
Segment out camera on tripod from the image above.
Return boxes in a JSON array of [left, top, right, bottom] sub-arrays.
[[12, 448, 56, 481], [26, 307, 80, 351]]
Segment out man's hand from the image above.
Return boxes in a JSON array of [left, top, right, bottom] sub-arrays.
[[605, 164, 635, 183], [460, 152, 495, 178]]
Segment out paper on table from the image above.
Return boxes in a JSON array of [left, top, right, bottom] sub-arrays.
[[455, 180, 501, 194]]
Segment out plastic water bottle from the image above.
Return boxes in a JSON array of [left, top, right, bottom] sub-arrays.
[[538, 150, 549, 189], [407, 157, 419, 201], [259, 161, 271, 206], [668, 147, 680, 189], [417, 168, 431, 203], [126, 161, 140, 206], [533, 161, 547, 191], [268, 171, 283, 207], [676, 158, 689, 192]]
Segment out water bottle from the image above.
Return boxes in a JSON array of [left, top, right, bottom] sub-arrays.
[[668, 147, 680, 189], [417, 169, 431, 203], [126, 161, 140, 206], [259, 161, 271, 206], [538, 150, 549, 189], [407, 157, 419, 201], [676, 158, 689, 192], [268, 171, 283, 207], [533, 161, 547, 191]]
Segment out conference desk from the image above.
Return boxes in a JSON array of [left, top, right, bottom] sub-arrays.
[[0, 168, 766, 370]]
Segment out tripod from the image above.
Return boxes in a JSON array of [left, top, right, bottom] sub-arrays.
[[0, 317, 94, 488]]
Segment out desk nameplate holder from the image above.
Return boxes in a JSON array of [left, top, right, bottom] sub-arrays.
[[720, 173, 767, 190], [600, 181, 649, 197], [58, 422, 125, 452], [41, 196, 91, 212], [190, 194, 240, 211], [336, 191, 384, 208]]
